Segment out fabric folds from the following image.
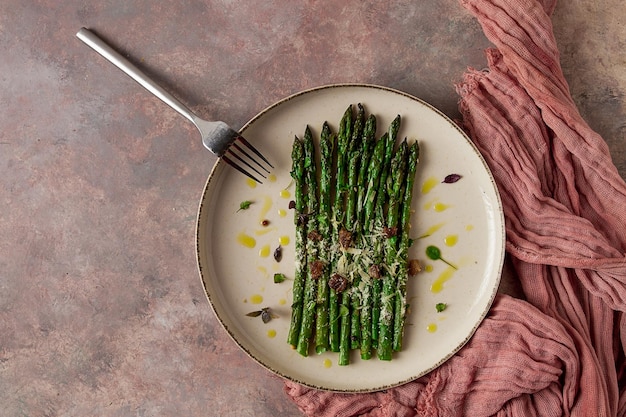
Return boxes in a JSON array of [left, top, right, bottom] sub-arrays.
[[285, 0, 626, 415]]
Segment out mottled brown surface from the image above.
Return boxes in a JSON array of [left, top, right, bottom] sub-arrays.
[[1, 1, 624, 416]]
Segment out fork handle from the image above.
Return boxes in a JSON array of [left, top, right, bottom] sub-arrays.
[[76, 27, 196, 125]]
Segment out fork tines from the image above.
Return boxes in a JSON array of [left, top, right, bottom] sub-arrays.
[[222, 136, 274, 184]]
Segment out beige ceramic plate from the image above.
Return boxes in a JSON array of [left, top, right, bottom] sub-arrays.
[[196, 84, 504, 392]]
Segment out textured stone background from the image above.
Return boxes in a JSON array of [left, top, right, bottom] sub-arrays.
[[1, 1, 624, 416]]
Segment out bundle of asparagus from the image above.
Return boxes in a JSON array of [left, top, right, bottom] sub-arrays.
[[288, 104, 420, 365]]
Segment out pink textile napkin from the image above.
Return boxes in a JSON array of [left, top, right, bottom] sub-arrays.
[[284, 0, 626, 415]]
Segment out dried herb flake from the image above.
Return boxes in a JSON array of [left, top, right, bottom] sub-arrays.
[[246, 307, 277, 323]]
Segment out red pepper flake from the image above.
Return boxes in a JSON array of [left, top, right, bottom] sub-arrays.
[[369, 264, 382, 279], [297, 212, 309, 227], [383, 226, 398, 238], [328, 273, 349, 293], [338, 228, 353, 249], [309, 260, 325, 279], [408, 259, 422, 276]]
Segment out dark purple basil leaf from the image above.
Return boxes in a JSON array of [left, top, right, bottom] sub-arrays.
[[261, 310, 272, 323], [443, 174, 462, 184], [273, 245, 283, 262]]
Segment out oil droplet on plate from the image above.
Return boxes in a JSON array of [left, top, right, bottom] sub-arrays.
[[420, 222, 445, 238], [250, 294, 263, 304], [255, 227, 276, 236], [246, 178, 257, 188], [426, 323, 437, 333], [421, 176, 438, 194], [237, 233, 256, 248], [278, 208, 287, 217], [323, 358, 332, 368], [266, 329, 277, 338], [280, 189, 291, 199], [444, 234, 458, 247], [268, 174, 277, 183], [424, 264, 434, 273], [257, 265, 269, 278], [259, 196, 272, 221], [430, 266, 456, 293], [433, 202, 450, 212], [279, 235, 290, 246], [465, 224, 474, 231], [259, 244, 271, 258], [278, 298, 287, 305]]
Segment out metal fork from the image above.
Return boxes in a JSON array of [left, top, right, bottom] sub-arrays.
[[76, 28, 273, 183]]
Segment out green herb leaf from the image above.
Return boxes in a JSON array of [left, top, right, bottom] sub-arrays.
[[435, 303, 447, 313], [274, 273, 286, 283], [425, 245, 442, 260], [426, 245, 457, 269], [237, 200, 253, 212]]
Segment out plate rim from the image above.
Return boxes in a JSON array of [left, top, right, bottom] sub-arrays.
[[195, 83, 505, 392]]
